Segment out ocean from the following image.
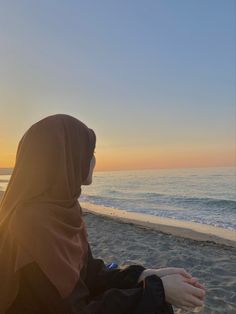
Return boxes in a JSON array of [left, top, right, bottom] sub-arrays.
[[0, 167, 236, 231]]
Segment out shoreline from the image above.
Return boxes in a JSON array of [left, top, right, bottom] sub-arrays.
[[80, 201, 236, 248], [1, 189, 235, 248]]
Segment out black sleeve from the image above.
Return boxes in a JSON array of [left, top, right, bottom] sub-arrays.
[[85, 244, 146, 298], [84, 274, 172, 314]]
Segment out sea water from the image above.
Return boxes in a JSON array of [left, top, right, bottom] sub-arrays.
[[0, 167, 235, 231]]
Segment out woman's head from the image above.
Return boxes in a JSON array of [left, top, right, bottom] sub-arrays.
[[17, 114, 96, 195], [0, 113, 96, 224]]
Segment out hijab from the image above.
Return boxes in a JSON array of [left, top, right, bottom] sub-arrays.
[[0, 114, 96, 313]]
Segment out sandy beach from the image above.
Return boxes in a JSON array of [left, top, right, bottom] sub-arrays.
[[1, 191, 235, 313], [82, 205, 236, 314]]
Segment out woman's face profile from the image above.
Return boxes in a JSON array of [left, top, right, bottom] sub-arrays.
[[82, 155, 96, 185]]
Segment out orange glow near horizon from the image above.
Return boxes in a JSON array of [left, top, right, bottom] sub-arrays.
[[94, 147, 236, 171], [0, 139, 17, 168], [1, 141, 235, 171]]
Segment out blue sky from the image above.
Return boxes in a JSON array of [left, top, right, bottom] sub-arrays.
[[0, 0, 235, 170]]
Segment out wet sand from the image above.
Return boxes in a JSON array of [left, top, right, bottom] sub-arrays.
[[81, 202, 236, 248]]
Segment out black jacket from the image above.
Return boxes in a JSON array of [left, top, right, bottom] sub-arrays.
[[6, 244, 174, 314]]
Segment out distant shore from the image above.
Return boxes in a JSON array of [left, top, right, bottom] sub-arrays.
[[0, 168, 13, 175]]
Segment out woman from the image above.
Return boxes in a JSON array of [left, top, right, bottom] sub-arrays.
[[0, 114, 205, 314]]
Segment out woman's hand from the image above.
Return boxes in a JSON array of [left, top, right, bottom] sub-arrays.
[[137, 268, 206, 310], [161, 274, 205, 310], [138, 268, 206, 291]]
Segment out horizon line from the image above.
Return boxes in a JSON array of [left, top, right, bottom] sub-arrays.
[[0, 164, 235, 175]]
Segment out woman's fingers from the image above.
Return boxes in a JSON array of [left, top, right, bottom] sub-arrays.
[[178, 268, 192, 278], [187, 284, 206, 299], [180, 294, 204, 309], [193, 281, 206, 291], [184, 277, 206, 291], [167, 267, 192, 277], [188, 295, 204, 307]]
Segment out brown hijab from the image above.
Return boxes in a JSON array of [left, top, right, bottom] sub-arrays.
[[0, 114, 96, 313]]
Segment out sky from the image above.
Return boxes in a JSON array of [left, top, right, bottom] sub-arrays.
[[0, 0, 235, 171]]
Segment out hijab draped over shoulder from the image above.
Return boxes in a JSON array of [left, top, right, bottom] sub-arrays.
[[0, 114, 96, 313]]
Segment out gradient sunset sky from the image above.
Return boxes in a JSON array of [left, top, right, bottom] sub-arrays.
[[0, 0, 235, 171]]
